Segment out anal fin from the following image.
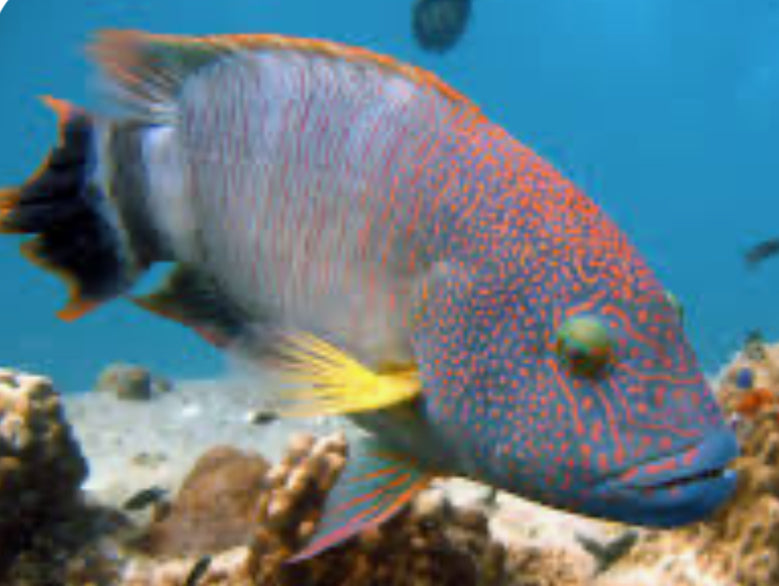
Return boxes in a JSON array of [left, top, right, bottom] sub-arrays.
[[289, 438, 432, 562]]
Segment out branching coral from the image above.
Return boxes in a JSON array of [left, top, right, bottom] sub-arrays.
[[121, 432, 559, 586]]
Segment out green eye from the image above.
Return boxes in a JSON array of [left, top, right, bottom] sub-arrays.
[[665, 290, 684, 324], [556, 315, 613, 378]]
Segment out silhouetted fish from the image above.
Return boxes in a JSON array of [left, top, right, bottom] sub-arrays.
[[576, 530, 640, 574], [413, 0, 472, 53], [122, 487, 168, 511], [184, 555, 212, 586], [745, 238, 779, 268]]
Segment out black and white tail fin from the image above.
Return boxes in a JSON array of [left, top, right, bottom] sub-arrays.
[[0, 97, 141, 321]]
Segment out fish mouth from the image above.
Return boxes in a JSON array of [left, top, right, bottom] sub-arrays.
[[593, 428, 739, 528], [639, 465, 729, 491]]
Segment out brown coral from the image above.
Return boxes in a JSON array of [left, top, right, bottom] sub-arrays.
[[136, 446, 270, 556], [505, 547, 588, 586], [120, 432, 534, 586], [245, 432, 512, 586], [96, 363, 173, 401], [0, 368, 88, 567]]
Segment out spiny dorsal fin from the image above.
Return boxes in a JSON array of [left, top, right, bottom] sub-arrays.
[[89, 30, 482, 121]]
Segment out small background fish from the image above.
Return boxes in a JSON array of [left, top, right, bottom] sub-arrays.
[[745, 238, 779, 269], [412, 0, 473, 54]]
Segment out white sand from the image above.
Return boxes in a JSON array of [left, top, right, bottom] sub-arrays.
[[63, 374, 356, 507], [63, 372, 611, 563]]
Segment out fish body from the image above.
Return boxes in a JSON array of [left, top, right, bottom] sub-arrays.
[[745, 237, 779, 268], [412, 0, 473, 53], [576, 529, 639, 574], [1, 31, 738, 559], [184, 555, 212, 586], [122, 486, 169, 511]]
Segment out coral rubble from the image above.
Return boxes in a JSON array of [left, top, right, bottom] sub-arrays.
[[120, 432, 544, 586], [96, 363, 173, 401], [14, 340, 779, 586]]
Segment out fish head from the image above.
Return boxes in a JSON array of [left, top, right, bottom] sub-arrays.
[[488, 254, 739, 528], [434, 223, 742, 528]]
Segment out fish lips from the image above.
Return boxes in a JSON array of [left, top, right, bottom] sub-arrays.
[[592, 428, 739, 528]]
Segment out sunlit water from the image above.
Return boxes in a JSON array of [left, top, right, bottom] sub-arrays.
[[1, 0, 778, 392]]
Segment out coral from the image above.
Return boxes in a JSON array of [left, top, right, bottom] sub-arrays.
[[121, 548, 253, 586], [0, 368, 88, 569], [96, 363, 173, 401], [22, 355, 779, 586], [716, 337, 779, 415], [0, 368, 133, 585], [4, 502, 131, 586], [246, 432, 511, 586], [694, 406, 779, 586], [120, 432, 583, 586], [504, 547, 588, 586], [136, 446, 269, 556]]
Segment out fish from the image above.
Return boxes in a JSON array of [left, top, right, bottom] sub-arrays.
[[247, 408, 279, 425], [745, 237, 779, 268], [0, 30, 739, 562], [743, 329, 767, 362], [734, 366, 755, 390], [122, 486, 169, 511], [412, 0, 473, 54], [575, 529, 639, 574], [184, 555, 212, 586]]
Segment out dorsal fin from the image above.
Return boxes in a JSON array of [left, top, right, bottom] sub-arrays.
[[89, 30, 482, 121]]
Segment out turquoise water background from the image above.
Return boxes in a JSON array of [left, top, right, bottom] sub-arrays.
[[0, 0, 777, 392]]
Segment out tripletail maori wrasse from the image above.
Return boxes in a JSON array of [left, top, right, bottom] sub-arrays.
[[0, 30, 739, 560]]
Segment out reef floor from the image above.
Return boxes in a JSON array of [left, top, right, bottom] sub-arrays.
[[4, 340, 778, 585], [64, 376, 349, 508], [66, 374, 613, 568]]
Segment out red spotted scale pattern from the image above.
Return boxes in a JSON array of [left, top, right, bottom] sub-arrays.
[[167, 39, 724, 510]]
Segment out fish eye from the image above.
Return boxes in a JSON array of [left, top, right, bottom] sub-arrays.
[[555, 315, 613, 378]]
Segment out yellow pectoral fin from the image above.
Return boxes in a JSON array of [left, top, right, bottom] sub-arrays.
[[273, 331, 422, 418]]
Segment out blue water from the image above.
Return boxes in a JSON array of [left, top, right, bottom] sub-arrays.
[[1, 0, 778, 392]]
